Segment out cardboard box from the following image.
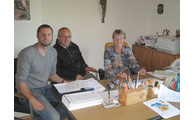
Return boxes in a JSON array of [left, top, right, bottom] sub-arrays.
[[119, 86, 147, 106]]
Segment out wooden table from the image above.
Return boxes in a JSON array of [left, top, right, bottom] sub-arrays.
[[71, 74, 180, 120]]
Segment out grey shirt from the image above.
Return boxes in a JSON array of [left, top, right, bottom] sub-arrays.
[[16, 44, 57, 92]]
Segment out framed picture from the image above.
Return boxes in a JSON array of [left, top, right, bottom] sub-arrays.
[[14, 0, 30, 20]]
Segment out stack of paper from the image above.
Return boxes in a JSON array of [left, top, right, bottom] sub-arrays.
[[54, 78, 106, 94], [62, 91, 103, 111], [158, 84, 180, 102], [153, 70, 177, 78]]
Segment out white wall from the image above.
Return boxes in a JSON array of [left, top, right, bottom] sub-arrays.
[[14, 0, 180, 70], [14, 0, 42, 56], [148, 0, 180, 35]]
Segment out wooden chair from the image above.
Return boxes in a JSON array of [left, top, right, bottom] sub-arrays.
[[14, 58, 35, 120], [105, 42, 129, 50], [14, 58, 58, 120]]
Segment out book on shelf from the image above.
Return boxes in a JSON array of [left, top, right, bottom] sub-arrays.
[[62, 91, 103, 111]]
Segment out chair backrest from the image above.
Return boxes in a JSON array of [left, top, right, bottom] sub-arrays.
[[105, 42, 129, 50], [14, 58, 17, 92]]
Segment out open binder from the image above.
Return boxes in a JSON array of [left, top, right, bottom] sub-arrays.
[[54, 78, 106, 94]]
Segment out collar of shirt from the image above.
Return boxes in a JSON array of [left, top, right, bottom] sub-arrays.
[[121, 47, 126, 54], [59, 42, 72, 49], [59, 43, 68, 49], [113, 45, 126, 55]]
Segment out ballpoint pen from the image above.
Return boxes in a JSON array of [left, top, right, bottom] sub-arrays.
[[127, 75, 130, 89], [137, 71, 140, 88], [125, 77, 130, 89], [135, 78, 137, 88], [64, 88, 94, 95]]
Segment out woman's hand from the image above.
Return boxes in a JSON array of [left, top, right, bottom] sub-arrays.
[[140, 67, 147, 75], [117, 72, 128, 78]]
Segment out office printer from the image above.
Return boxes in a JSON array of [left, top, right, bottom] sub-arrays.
[[157, 36, 180, 55], [137, 35, 155, 47]]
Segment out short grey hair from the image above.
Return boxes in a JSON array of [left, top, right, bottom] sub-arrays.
[[112, 29, 126, 39], [57, 27, 71, 36]]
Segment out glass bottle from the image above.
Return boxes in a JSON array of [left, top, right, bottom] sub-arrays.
[[154, 32, 158, 48]]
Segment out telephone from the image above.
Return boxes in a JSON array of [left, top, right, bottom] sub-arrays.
[[163, 58, 180, 71]]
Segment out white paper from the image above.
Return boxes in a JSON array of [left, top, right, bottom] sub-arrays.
[[158, 84, 180, 102], [54, 78, 106, 94], [143, 98, 180, 119], [65, 91, 101, 103]]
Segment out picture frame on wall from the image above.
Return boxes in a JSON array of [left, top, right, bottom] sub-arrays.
[[14, 0, 30, 20], [157, 4, 163, 15]]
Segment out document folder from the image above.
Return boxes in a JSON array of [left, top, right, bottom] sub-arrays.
[[62, 91, 103, 111]]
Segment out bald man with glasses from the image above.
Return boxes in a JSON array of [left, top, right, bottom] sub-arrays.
[[54, 27, 98, 81]]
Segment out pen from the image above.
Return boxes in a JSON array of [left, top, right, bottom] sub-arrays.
[[107, 83, 114, 102], [125, 77, 130, 89], [125, 77, 128, 83], [64, 95, 71, 103], [135, 78, 137, 88], [64, 88, 94, 95], [124, 83, 128, 91], [84, 88, 95, 91], [120, 80, 123, 89], [132, 78, 135, 89], [137, 71, 140, 88], [147, 115, 163, 120], [127, 75, 130, 89], [108, 88, 110, 102]]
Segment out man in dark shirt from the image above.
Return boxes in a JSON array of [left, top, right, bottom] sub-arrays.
[[53, 27, 98, 81]]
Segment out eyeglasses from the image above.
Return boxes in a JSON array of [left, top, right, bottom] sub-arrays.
[[114, 37, 124, 40], [58, 35, 72, 39]]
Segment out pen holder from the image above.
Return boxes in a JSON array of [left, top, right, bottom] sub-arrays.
[[119, 86, 147, 106]]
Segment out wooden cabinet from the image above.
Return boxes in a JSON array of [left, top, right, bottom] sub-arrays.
[[132, 44, 180, 71], [132, 44, 152, 71]]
